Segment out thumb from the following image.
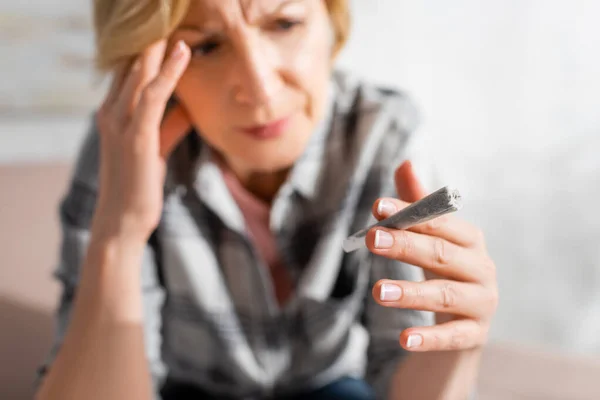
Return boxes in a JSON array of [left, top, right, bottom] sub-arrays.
[[394, 160, 428, 202], [160, 102, 192, 159]]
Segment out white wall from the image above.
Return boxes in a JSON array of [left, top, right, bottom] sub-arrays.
[[1, 0, 599, 355], [337, 0, 600, 354]]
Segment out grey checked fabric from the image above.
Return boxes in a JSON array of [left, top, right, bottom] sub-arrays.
[[38, 70, 438, 399]]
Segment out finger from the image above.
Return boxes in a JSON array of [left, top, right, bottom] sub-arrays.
[[160, 101, 192, 158], [138, 39, 169, 87], [114, 40, 168, 124], [106, 64, 128, 104], [372, 279, 496, 319], [366, 228, 492, 283], [133, 41, 191, 133], [372, 197, 483, 248], [111, 58, 143, 124], [399, 319, 486, 352], [99, 64, 128, 118], [395, 160, 428, 203], [97, 64, 130, 139]]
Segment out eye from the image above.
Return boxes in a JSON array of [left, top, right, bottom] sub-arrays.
[[273, 18, 302, 32], [191, 39, 220, 56]]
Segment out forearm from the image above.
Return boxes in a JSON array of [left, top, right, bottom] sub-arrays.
[[389, 347, 482, 400], [36, 232, 152, 400]]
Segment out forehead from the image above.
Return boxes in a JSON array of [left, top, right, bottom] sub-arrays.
[[181, 0, 301, 25]]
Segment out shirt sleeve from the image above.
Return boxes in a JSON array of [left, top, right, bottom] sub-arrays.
[[34, 116, 167, 398]]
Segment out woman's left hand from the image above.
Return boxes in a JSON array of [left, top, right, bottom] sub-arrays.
[[368, 161, 498, 352]]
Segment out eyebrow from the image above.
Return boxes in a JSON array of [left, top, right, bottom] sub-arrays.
[[176, 0, 305, 33], [176, 26, 214, 35], [176, 23, 220, 36], [268, 0, 305, 14]]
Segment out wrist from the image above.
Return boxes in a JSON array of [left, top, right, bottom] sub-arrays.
[[80, 233, 147, 323], [91, 210, 154, 246]]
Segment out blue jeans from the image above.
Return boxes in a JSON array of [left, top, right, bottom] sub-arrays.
[[161, 377, 377, 400], [286, 377, 377, 400]]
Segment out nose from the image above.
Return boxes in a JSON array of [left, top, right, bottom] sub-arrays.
[[231, 35, 283, 107]]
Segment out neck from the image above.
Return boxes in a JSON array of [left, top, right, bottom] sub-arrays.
[[218, 155, 290, 204], [241, 169, 290, 204]]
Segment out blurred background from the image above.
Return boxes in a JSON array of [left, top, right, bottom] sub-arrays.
[[1, 0, 599, 399]]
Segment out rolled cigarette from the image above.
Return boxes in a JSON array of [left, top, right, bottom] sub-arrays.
[[342, 186, 463, 253]]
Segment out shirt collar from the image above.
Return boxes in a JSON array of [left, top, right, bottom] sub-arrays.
[[192, 144, 247, 233]]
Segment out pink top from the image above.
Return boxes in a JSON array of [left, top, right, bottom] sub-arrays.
[[220, 166, 293, 306]]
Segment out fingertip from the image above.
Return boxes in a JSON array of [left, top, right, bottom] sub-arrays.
[[371, 282, 380, 302], [169, 41, 191, 78], [372, 198, 383, 219], [399, 330, 410, 349], [364, 228, 378, 252], [130, 57, 142, 73], [400, 329, 423, 351], [373, 197, 403, 219], [395, 160, 412, 179], [371, 279, 386, 302], [395, 159, 427, 202], [394, 160, 412, 191], [172, 40, 191, 61]]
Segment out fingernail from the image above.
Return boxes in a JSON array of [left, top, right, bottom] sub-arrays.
[[407, 334, 423, 349], [374, 230, 394, 249], [380, 283, 402, 301], [377, 199, 397, 216], [173, 40, 186, 59]]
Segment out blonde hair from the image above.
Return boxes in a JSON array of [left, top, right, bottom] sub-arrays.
[[93, 0, 350, 72]]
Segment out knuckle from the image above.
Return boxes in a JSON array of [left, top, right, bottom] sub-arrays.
[[395, 230, 414, 257], [439, 283, 458, 309], [448, 328, 468, 350], [405, 284, 425, 308], [479, 326, 491, 346], [425, 216, 447, 232], [162, 64, 179, 82], [141, 83, 164, 105], [486, 287, 500, 313], [482, 256, 497, 278], [432, 238, 451, 268], [430, 332, 443, 349], [474, 228, 486, 245], [109, 116, 124, 137], [96, 107, 112, 133], [487, 257, 497, 272]]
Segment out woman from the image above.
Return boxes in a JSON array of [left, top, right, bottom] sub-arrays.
[[36, 0, 498, 399]]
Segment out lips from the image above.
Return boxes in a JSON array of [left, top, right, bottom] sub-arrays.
[[238, 116, 291, 140]]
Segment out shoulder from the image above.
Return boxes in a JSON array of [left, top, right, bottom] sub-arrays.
[[331, 69, 421, 136], [329, 70, 440, 195], [331, 69, 424, 171]]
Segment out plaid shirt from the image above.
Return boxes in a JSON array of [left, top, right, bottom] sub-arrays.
[[39, 70, 438, 399]]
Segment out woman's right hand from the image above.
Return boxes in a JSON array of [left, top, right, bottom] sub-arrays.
[[93, 39, 191, 242]]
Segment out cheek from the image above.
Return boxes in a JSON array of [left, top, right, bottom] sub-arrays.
[[175, 73, 216, 114], [283, 27, 333, 121]]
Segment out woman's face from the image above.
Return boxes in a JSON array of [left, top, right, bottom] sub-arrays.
[[171, 0, 333, 175]]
